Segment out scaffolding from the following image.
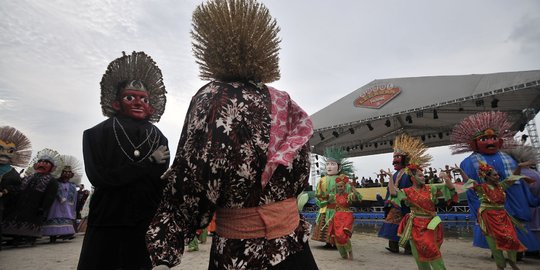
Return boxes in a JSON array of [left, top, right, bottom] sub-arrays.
[[523, 108, 540, 165], [309, 153, 320, 189]]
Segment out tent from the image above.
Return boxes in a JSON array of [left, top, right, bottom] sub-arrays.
[[309, 70, 540, 157]]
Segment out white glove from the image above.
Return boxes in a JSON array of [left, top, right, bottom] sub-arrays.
[[150, 145, 170, 164], [152, 265, 170, 270]]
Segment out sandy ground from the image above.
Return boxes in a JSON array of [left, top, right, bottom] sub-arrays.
[[1, 232, 539, 270]]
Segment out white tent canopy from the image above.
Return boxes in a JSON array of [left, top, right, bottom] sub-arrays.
[[309, 70, 540, 157]]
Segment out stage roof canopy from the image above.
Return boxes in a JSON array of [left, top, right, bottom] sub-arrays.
[[309, 70, 540, 157]]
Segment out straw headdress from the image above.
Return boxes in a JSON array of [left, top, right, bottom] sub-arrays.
[[59, 155, 83, 185], [393, 134, 432, 171], [26, 148, 63, 178], [191, 0, 281, 83], [0, 126, 32, 167], [100, 51, 167, 123]]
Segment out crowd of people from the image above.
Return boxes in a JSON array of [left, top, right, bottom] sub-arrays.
[[312, 125, 540, 270], [351, 165, 464, 189], [2, 1, 540, 270], [0, 134, 91, 249]]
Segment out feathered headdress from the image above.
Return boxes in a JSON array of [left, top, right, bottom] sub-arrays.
[[450, 111, 515, 154], [0, 126, 32, 167], [191, 0, 281, 83], [322, 147, 355, 177], [26, 148, 63, 178], [393, 134, 432, 172], [60, 155, 83, 185], [100, 51, 167, 123]]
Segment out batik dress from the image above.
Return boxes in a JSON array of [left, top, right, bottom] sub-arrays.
[[146, 81, 315, 270], [392, 184, 457, 269]]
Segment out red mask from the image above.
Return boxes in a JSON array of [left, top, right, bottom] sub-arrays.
[[112, 89, 154, 120], [34, 160, 53, 174], [473, 135, 502, 155], [392, 154, 405, 170]]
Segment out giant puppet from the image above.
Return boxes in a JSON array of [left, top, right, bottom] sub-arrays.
[[145, 1, 317, 269], [0, 126, 32, 248], [455, 162, 533, 270], [2, 148, 60, 245], [312, 147, 355, 247], [377, 134, 413, 254], [77, 51, 170, 270], [504, 144, 540, 255], [42, 155, 82, 242], [451, 111, 540, 251]]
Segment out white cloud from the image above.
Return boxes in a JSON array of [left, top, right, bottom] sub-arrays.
[[2, 0, 540, 188]]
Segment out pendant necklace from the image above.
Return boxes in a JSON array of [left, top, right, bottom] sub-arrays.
[[113, 117, 158, 161]]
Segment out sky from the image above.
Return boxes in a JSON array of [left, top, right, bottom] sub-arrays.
[[1, 0, 540, 188]]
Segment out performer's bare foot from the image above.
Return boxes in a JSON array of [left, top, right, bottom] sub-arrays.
[[348, 251, 353, 260]]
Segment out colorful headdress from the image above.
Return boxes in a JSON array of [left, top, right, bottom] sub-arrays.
[[322, 147, 355, 177], [26, 148, 63, 178], [450, 111, 515, 154], [100, 51, 167, 122], [335, 175, 350, 184], [393, 134, 432, 173], [60, 155, 83, 185], [191, 0, 281, 83], [0, 126, 32, 167], [478, 162, 496, 179]]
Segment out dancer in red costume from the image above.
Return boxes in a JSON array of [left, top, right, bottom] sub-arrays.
[[454, 161, 537, 270], [388, 134, 457, 270], [451, 111, 540, 252], [328, 175, 361, 259]]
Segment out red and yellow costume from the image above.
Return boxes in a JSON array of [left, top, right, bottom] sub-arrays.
[[327, 176, 361, 259], [393, 184, 457, 262], [388, 134, 456, 270], [465, 177, 526, 252]]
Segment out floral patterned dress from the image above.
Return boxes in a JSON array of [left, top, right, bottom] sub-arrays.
[[146, 81, 314, 269]]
